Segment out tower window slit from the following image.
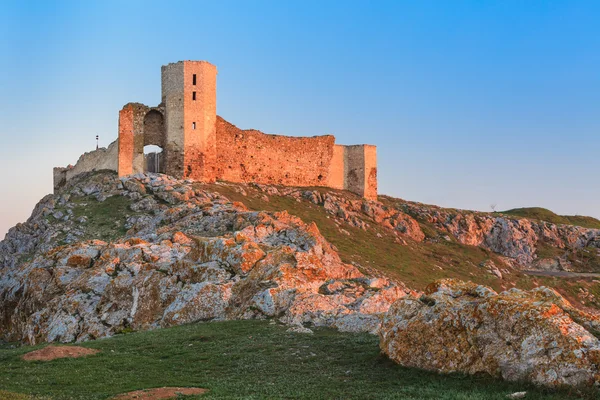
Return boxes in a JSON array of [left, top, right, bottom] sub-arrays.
[[192, 92, 196, 100], [193, 74, 197, 85]]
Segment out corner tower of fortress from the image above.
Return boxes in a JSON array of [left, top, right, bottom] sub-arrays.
[[61, 60, 377, 200]]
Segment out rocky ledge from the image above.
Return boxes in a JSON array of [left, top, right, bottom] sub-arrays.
[[0, 172, 409, 344]]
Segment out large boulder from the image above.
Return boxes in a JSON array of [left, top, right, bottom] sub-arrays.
[[379, 279, 600, 388]]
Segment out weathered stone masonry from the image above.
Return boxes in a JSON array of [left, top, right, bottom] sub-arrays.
[[54, 60, 377, 199]]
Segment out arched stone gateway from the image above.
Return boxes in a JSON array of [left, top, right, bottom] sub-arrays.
[[143, 111, 166, 174], [143, 110, 165, 148], [117, 105, 166, 176]]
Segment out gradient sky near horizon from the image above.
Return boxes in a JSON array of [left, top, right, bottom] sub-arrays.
[[1, 0, 599, 238]]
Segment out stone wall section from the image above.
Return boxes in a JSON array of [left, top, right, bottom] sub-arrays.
[[132, 105, 150, 175], [53, 141, 118, 191], [118, 103, 152, 176], [325, 144, 378, 200], [344, 145, 365, 196], [215, 117, 336, 187], [143, 110, 165, 148], [327, 145, 346, 190], [117, 105, 134, 176], [363, 145, 378, 200]]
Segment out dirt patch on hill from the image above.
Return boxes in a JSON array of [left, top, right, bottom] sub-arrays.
[[111, 387, 208, 399], [22, 345, 99, 361]]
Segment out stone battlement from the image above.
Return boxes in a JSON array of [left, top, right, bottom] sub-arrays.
[[54, 60, 377, 199]]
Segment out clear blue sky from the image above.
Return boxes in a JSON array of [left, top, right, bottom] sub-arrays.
[[1, 0, 599, 238]]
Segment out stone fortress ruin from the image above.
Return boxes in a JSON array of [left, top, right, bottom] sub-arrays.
[[54, 61, 378, 199]]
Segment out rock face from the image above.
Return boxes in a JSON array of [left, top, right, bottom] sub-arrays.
[[399, 201, 600, 267], [247, 184, 600, 271], [380, 279, 600, 388], [0, 172, 408, 344]]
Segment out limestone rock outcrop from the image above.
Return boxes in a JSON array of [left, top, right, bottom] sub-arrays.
[[248, 183, 600, 270], [379, 279, 600, 388], [399, 202, 600, 267], [0, 172, 408, 344]]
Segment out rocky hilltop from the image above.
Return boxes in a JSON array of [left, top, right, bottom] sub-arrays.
[[0, 172, 408, 344], [3, 170, 600, 389]]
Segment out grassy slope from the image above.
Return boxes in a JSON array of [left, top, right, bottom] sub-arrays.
[[501, 207, 600, 229], [46, 195, 138, 245], [0, 320, 584, 400]]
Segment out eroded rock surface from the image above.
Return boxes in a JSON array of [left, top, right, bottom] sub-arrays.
[[399, 201, 600, 268], [245, 184, 600, 271], [380, 279, 600, 388], [0, 172, 409, 344]]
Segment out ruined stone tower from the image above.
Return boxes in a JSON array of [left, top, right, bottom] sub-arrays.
[[161, 61, 217, 182], [59, 60, 378, 200]]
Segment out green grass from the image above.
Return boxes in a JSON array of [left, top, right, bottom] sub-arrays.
[[535, 241, 600, 274], [566, 247, 600, 273], [501, 207, 600, 229], [70, 195, 136, 242], [536, 242, 566, 260], [0, 320, 586, 400]]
